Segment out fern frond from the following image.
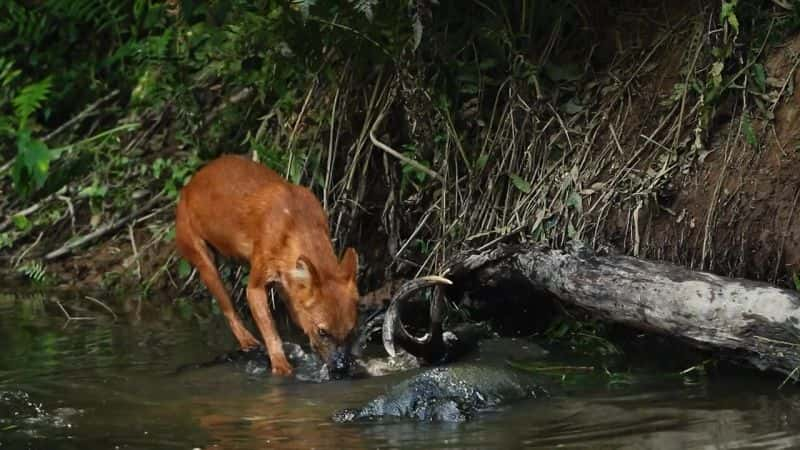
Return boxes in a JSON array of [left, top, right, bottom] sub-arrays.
[[13, 77, 52, 127], [0, 57, 21, 88], [17, 260, 48, 284], [45, 0, 129, 29], [0, 4, 48, 45]]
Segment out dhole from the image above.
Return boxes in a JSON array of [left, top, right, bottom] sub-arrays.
[[175, 155, 360, 376]]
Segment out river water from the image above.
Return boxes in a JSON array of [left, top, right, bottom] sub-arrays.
[[1, 289, 799, 449]]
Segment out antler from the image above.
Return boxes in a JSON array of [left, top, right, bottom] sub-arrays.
[[382, 275, 452, 361]]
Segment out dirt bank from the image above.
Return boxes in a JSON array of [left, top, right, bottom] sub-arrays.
[[606, 33, 800, 285]]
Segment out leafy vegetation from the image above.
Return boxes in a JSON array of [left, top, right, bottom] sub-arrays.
[[1, 0, 798, 295]]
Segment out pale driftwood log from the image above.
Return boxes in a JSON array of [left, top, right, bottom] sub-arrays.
[[446, 243, 800, 376]]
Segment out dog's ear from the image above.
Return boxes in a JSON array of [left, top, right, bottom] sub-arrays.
[[340, 248, 358, 284], [280, 255, 320, 308], [281, 255, 315, 286]]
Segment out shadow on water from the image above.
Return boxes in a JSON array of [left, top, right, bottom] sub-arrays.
[[1, 288, 800, 449]]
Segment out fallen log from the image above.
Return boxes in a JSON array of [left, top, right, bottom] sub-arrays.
[[445, 242, 800, 377]]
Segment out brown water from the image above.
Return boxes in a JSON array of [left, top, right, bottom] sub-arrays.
[[1, 289, 800, 449]]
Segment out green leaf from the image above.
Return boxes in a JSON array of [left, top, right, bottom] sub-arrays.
[[0, 57, 21, 87], [475, 153, 489, 171], [508, 173, 532, 194], [78, 183, 108, 198], [12, 130, 52, 196], [728, 13, 740, 35], [0, 232, 13, 250], [152, 157, 168, 178], [400, 151, 429, 185], [721, 1, 739, 35], [567, 221, 577, 238], [566, 191, 583, 214], [164, 226, 176, 242], [178, 260, 192, 278], [12, 214, 31, 231], [710, 62, 725, 88], [792, 272, 800, 292], [742, 113, 757, 148], [751, 63, 766, 92]]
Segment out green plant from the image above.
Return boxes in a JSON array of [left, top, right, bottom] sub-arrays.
[[151, 156, 201, 198], [11, 130, 53, 197], [545, 317, 622, 357], [399, 146, 430, 197], [0, 232, 12, 250], [2, 74, 57, 198], [16, 260, 49, 285]]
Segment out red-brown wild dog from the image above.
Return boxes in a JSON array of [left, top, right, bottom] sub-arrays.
[[175, 155, 360, 376]]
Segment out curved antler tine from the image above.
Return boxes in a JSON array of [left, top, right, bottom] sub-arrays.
[[382, 275, 452, 357]]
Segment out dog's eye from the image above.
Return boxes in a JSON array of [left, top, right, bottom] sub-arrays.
[[318, 328, 330, 338]]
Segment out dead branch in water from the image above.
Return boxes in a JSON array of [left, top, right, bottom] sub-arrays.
[[447, 243, 800, 377]]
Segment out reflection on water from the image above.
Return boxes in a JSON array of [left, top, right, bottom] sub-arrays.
[[1, 289, 799, 449]]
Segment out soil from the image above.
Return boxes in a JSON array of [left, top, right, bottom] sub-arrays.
[[621, 34, 800, 285]]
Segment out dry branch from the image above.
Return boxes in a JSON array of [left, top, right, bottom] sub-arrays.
[[44, 193, 165, 261], [369, 111, 443, 182], [43, 90, 120, 142]]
